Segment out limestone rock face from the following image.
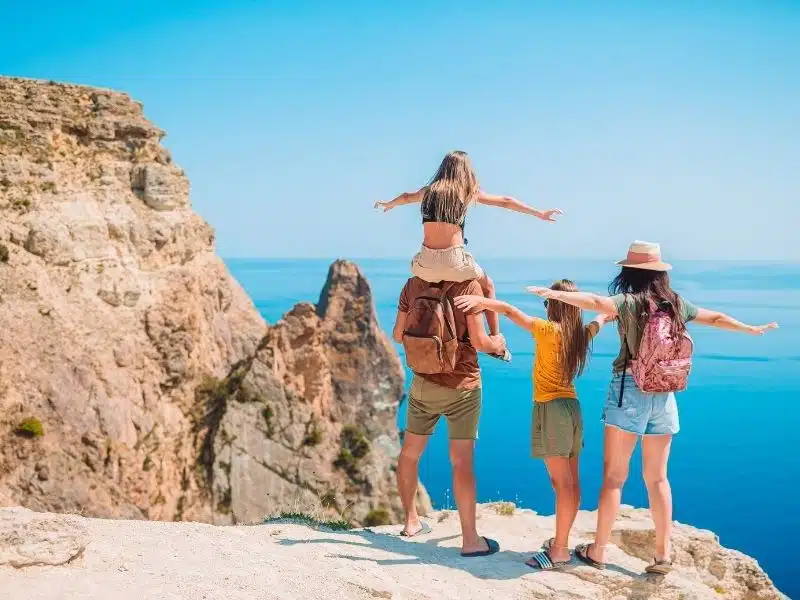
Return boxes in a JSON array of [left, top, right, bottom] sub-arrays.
[[0, 77, 428, 525]]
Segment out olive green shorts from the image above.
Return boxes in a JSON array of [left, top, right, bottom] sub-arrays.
[[406, 376, 482, 440], [532, 397, 583, 459]]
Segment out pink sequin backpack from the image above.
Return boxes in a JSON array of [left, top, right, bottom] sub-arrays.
[[618, 299, 694, 404]]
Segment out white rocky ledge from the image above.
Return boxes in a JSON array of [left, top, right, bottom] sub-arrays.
[[0, 504, 785, 600]]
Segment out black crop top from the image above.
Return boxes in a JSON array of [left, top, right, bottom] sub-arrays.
[[420, 188, 467, 223], [420, 189, 468, 240]]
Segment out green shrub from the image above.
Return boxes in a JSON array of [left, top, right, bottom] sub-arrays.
[[217, 488, 232, 514], [341, 425, 369, 459], [0, 244, 8, 263], [262, 406, 275, 437], [493, 502, 516, 516], [363, 508, 391, 527], [265, 512, 351, 531], [320, 491, 338, 509], [303, 424, 322, 446], [334, 425, 370, 480], [15, 417, 44, 438], [10, 197, 31, 212]]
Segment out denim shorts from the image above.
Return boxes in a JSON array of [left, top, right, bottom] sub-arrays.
[[602, 372, 680, 436]]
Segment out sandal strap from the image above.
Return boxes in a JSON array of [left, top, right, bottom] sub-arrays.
[[528, 550, 567, 570]]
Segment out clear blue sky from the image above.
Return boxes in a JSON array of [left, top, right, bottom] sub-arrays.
[[2, 0, 798, 260]]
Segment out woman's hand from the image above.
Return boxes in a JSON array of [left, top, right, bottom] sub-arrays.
[[526, 286, 559, 300], [374, 200, 394, 212], [748, 323, 779, 335], [453, 295, 487, 312], [597, 313, 617, 323], [536, 208, 563, 222]]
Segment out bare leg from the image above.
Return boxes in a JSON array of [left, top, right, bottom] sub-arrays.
[[587, 426, 638, 564], [477, 273, 500, 336], [397, 432, 430, 534], [449, 439, 487, 553], [542, 456, 580, 562], [642, 434, 674, 562]]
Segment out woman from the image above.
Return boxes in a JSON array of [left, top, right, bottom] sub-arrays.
[[527, 241, 778, 574], [376, 150, 562, 359]]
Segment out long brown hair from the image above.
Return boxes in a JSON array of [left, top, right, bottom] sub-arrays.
[[421, 150, 480, 225], [547, 279, 593, 383], [608, 267, 686, 340]]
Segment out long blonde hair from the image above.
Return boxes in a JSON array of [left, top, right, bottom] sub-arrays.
[[546, 279, 593, 383], [421, 151, 480, 225]]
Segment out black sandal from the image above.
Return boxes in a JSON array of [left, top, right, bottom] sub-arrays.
[[645, 558, 673, 575], [575, 543, 606, 570], [461, 537, 500, 557]]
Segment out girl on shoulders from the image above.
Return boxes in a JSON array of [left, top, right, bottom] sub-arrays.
[[376, 150, 562, 360]]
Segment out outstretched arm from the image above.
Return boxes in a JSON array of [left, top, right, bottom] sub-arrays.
[[527, 286, 617, 313], [477, 191, 562, 223], [693, 308, 778, 335], [375, 187, 426, 212], [454, 295, 535, 331]]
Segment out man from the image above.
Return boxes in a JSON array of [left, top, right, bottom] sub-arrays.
[[392, 277, 506, 556]]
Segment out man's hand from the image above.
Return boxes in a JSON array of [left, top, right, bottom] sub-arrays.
[[535, 208, 563, 223], [453, 294, 487, 313]]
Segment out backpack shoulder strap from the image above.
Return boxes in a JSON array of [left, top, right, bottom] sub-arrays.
[[617, 293, 630, 408]]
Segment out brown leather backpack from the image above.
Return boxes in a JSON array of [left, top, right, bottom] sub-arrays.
[[402, 282, 460, 374]]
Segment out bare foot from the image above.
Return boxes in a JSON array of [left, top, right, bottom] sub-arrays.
[[549, 546, 571, 563], [587, 543, 605, 564], [400, 519, 428, 537]]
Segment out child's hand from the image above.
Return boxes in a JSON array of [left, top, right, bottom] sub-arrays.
[[526, 286, 558, 299], [748, 322, 779, 335], [536, 208, 563, 223], [454, 295, 486, 312], [374, 200, 393, 212]]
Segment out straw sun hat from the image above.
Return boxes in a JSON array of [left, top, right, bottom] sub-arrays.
[[615, 241, 672, 271]]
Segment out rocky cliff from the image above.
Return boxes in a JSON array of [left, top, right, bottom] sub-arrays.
[[0, 504, 787, 600], [0, 76, 429, 525]]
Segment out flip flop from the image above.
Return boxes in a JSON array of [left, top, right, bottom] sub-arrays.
[[645, 558, 673, 575], [461, 537, 500, 558], [575, 543, 606, 570], [399, 521, 432, 538], [525, 550, 571, 571]]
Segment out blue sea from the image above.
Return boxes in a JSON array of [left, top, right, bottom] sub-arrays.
[[228, 258, 799, 598]]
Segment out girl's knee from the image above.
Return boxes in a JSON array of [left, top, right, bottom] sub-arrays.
[[603, 468, 629, 490]]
